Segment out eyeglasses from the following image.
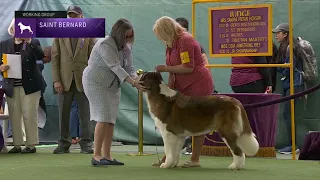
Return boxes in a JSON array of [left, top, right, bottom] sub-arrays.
[[126, 35, 133, 39]]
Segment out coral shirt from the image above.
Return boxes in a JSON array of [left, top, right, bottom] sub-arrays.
[[166, 32, 214, 96]]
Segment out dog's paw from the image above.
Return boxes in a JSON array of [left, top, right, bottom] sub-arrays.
[[228, 163, 243, 170], [160, 163, 166, 168], [160, 162, 171, 169], [152, 161, 162, 167], [173, 159, 179, 167]]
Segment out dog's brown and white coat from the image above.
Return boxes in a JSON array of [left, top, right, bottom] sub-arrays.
[[140, 72, 259, 169]]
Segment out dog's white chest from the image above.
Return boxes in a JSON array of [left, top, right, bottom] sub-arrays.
[[145, 95, 167, 133]]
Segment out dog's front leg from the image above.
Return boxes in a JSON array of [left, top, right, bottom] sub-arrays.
[[160, 131, 178, 169], [173, 137, 185, 167]]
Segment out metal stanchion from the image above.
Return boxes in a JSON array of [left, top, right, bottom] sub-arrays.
[[127, 69, 154, 156]]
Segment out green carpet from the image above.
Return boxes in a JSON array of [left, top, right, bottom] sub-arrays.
[[0, 149, 318, 180]]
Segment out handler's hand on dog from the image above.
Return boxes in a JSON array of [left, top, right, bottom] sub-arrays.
[[155, 65, 167, 72], [0, 64, 9, 72], [134, 81, 147, 92]]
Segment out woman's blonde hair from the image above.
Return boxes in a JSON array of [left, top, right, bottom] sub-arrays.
[[153, 16, 185, 47], [8, 18, 15, 36]]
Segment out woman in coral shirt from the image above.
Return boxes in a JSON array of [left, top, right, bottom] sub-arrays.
[[153, 16, 214, 168]]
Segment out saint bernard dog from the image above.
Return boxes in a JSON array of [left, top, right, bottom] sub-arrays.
[[140, 72, 259, 169]]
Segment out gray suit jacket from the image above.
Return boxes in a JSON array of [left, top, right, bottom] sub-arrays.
[[84, 36, 137, 89]]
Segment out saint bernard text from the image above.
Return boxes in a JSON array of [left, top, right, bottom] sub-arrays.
[[39, 21, 87, 28]]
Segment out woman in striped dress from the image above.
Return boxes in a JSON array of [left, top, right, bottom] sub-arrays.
[[82, 18, 146, 166]]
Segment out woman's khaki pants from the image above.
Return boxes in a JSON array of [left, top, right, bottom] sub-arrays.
[[6, 87, 41, 146]]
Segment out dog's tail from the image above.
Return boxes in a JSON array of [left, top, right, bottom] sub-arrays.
[[236, 105, 259, 157], [237, 132, 259, 156]]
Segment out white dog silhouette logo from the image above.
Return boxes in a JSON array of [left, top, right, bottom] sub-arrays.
[[17, 22, 33, 34]]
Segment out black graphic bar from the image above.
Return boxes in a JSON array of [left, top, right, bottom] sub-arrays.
[[15, 11, 67, 18]]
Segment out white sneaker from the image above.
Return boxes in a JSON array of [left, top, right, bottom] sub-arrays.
[[279, 146, 300, 155]]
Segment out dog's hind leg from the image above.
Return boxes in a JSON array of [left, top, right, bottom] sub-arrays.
[[220, 134, 245, 170], [160, 131, 179, 169]]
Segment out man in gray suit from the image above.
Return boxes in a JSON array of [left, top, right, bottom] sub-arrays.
[[51, 5, 95, 154]]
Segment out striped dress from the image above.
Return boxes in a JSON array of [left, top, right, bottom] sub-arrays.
[[82, 36, 136, 124]]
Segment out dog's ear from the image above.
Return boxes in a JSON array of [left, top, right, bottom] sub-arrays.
[[155, 72, 163, 82], [139, 72, 147, 81]]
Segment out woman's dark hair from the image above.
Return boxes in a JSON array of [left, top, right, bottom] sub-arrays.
[[110, 18, 134, 48], [268, 42, 279, 64], [175, 17, 189, 31], [275, 31, 300, 63], [267, 42, 279, 92]]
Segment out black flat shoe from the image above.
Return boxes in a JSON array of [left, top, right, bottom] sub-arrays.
[[21, 147, 36, 154], [91, 158, 110, 166], [104, 158, 124, 165], [8, 147, 21, 154]]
